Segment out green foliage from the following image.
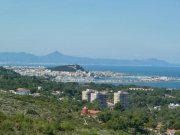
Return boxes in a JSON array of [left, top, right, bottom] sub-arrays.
[[80, 129, 99, 135], [49, 64, 85, 72], [114, 102, 125, 111], [175, 132, 180, 135], [0, 67, 180, 134], [60, 121, 76, 131], [26, 109, 39, 116], [98, 111, 112, 123], [0, 111, 7, 122], [86, 100, 101, 110]]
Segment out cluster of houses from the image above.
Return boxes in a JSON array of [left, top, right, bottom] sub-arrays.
[[168, 103, 180, 109], [153, 103, 180, 111], [129, 87, 154, 91], [10, 88, 31, 95], [166, 129, 180, 135], [81, 106, 101, 117], [9, 88, 40, 97]]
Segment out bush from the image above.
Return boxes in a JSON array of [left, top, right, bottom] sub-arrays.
[[26, 109, 39, 116], [60, 121, 75, 131], [0, 111, 6, 122], [0, 120, 14, 131]]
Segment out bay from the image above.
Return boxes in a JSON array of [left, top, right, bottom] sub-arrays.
[[84, 65, 180, 88]]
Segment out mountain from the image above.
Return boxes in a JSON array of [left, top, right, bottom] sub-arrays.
[[0, 51, 178, 67]]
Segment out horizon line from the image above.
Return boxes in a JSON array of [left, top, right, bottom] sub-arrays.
[[0, 50, 179, 64]]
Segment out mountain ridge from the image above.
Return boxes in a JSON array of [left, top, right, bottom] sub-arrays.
[[0, 51, 178, 67]]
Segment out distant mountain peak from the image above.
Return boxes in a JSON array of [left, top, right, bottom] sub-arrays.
[[0, 51, 178, 66], [47, 51, 63, 57]]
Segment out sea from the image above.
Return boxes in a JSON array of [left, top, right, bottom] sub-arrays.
[[83, 65, 180, 89]]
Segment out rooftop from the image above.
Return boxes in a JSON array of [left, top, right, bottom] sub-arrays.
[[16, 88, 30, 92]]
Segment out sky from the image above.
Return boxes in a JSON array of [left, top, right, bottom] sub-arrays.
[[0, 0, 180, 63]]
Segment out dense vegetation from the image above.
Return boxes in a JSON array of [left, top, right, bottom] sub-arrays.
[[48, 64, 85, 72], [0, 67, 180, 135]]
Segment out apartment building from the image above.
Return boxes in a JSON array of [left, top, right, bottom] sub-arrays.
[[114, 91, 129, 108]]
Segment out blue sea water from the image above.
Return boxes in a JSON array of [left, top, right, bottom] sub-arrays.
[[84, 65, 180, 77], [83, 65, 180, 88]]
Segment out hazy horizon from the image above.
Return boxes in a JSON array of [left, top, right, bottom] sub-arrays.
[[0, 50, 179, 64], [0, 1, 179, 63]]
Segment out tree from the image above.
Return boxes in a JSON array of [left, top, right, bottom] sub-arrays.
[[114, 102, 125, 112]]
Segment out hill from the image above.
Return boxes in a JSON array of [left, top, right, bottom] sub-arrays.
[[49, 64, 85, 72], [0, 68, 180, 135], [0, 51, 178, 67], [0, 92, 115, 135], [0, 67, 19, 76]]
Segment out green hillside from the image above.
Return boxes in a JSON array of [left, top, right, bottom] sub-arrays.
[[0, 92, 117, 135], [0, 67, 180, 135], [49, 64, 85, 72], [0, 66, 19, 76]]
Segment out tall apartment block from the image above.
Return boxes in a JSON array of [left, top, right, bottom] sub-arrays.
[[82, 89, 94, 102], [82, 89, 107, 107], [90, 91, 108, 107], [114, 91, 129, 108]]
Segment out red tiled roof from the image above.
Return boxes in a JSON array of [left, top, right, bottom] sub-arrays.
[[88, 110, 101, 115], [16, 88, 30, 92]]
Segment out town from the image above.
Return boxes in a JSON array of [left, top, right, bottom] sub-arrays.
[[4, 66, 180, 84]]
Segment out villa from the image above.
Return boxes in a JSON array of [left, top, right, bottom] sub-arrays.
[[15, 88, 31, 95]]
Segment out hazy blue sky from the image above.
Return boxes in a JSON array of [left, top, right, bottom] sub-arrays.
[[0, 0, 179, 63]]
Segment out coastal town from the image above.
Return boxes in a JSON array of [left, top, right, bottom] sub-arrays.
[[4, 66, 180, 84], [1, 0, 180, 134]]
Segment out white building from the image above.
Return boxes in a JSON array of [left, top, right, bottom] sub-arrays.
[[15, 88, 31, 95], [90, 91, 107, 107], [82, 89, 107, 107], [82, 89, 94, 102], [114, 91, 129, 108], [168, 103, 180, 109], [129, 88, 154, 91]]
